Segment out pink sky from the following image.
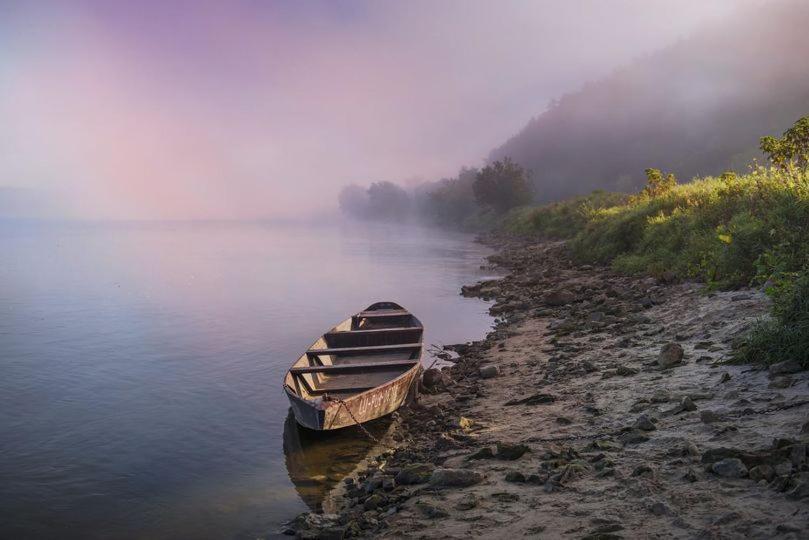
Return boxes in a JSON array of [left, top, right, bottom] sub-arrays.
[[1, 1, 747, 220]]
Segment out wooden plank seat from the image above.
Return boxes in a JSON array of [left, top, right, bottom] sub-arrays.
[[327, 326, 423, 336], [290, 359, 418, 375], [306, 385, 375, 395], [307, 343, 422, 357], [356, 309, 410, 318]]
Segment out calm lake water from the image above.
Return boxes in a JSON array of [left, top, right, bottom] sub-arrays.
[[0, 220, 494, 539]]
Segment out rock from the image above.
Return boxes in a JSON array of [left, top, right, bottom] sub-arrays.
[[768, 375, 792, 389], [658, 342, 684, 369], [711, 458, 748, 478], [632, 464, 654, 477], [619, 429, 650, 445], [467, 446, 494, 460], [787, 472, 809, 500], [633, 414, 657, 431], [682, 396, 698, 411], [791, 443, 807, 468], [491, 492, 519, 502], [683, 468, 698, 482], [504, 392, 556, 406], [363, 493, 386, 510], [455, 493, 478, 510], [505, 471, 526, 483], [589, 311, 606, 322], [422, 368, 445, 389], [650, 390, 670, 403], [479, 365, 499, 379], [429, 468, 484, 487], [769, 360, 802, 376], [382, 476, 396, 491], [497, 442, 530, 460], [748, 464, 775, 482], [700, 410, 721, 423], [395, 463, 435, 485], [719, 372, 732, 383], [415, 501, 449, 518], [615, 365, 639, 376], [649, 501, 670, 515], [543, 289, 575, 306]]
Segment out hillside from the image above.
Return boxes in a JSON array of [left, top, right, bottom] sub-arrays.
[[490, 1, 809, 202]]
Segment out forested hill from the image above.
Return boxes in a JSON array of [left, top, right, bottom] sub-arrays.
[[490, 1, 809, 202]]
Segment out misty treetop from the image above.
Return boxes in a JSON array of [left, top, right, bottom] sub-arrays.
[[473, 158, 534, 213], [338, 181, 411, 221]]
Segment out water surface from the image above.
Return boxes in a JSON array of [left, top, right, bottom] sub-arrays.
[[0, 220, 493, 539]]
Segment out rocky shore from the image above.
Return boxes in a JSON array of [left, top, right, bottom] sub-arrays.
[[286, 238, 809, 539]]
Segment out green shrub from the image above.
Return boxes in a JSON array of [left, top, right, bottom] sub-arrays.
[[735, 271, 809, 368]]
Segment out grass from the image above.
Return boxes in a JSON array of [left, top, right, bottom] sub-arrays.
[[502, 166, 809, 367]]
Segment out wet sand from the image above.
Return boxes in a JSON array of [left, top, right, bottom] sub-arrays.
[[287, 238, 809, 539]]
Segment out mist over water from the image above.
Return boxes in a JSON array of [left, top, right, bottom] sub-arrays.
[[0, 221, 494, 539]]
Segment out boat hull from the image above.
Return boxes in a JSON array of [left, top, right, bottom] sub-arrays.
[[285, 364, 421, 431]]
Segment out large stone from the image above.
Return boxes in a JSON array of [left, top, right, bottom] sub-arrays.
[[658, 343, 684, 369], [415, 501, 449, 518], [749, 464, 775, 482], [700, 410, 721, 423], [429, 468, 484, 487], [395, 463, 435, 485], [543, 289, 576, 306], [422, 368, 444, 389], [633, 414, 657, 431], [479, 365, 500, 379], [711, 458, 748, 478], [496, 442, 530, 460], [769, 360, 802, 376]]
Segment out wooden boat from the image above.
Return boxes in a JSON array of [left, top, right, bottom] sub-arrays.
[[284, 301, 423, 431]]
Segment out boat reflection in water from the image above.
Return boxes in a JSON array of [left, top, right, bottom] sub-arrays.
[[282, 409, 394, 511]]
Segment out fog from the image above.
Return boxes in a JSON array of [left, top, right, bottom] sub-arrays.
[[1, 0, 750, 220]]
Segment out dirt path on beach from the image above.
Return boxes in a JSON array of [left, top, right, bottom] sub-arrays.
[[289, 240, 809, 539]]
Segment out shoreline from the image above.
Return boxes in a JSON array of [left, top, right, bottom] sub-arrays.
[[287, 236, 809, 538]]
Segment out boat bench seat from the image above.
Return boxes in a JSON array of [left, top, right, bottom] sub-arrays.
[[326, 326, 422, 336], [307, 343, 421, 357], [290, 359, 418, 375], [356, 309, 410, 318], [306, 385, 375, 395]]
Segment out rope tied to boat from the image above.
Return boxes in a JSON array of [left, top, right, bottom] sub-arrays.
[[324, 395, 383, 445]]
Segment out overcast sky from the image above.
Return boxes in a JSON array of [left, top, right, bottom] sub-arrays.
[[1, 0, 751, 219]]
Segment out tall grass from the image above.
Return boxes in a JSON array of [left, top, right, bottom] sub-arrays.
[[503, 166, 809, 367]]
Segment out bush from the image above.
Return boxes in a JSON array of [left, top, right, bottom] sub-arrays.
[[735, 271, 809, 368], [473, 158, 534, 213]]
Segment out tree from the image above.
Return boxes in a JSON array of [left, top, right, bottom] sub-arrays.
[[760, 115, 809, 170], [640, 168, 677, 198], [473, 158, 533, 213], [338, 184, 370, 218], [422, 167, 478, 227], [365, 181, 411, 221]]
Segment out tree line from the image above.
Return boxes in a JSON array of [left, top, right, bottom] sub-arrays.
[[337, 158, 534, 228]]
